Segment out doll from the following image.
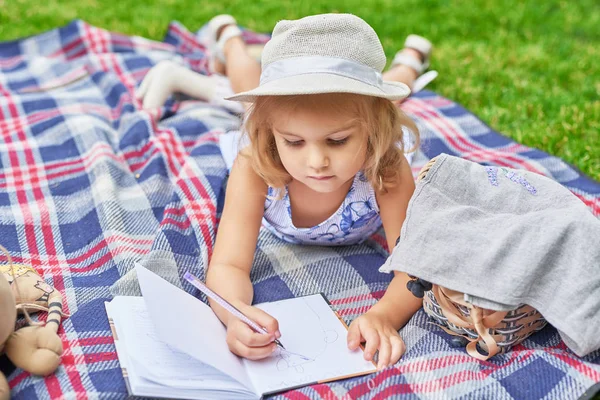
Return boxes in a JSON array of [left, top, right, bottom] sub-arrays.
[[0, 245, 65, 400]]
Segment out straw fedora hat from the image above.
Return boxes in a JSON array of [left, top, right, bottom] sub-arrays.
[[226, 13, 411, 102]]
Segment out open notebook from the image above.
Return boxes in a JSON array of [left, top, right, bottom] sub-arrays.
[[105, 265, 376, 399]]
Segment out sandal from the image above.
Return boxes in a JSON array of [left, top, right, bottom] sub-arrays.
[[412, 70, 438, 93], [391, 34, 433, 75], [207, 14, 243, 73], [391, 34, 436, 92]]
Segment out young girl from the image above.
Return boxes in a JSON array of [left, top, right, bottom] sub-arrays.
[[141, 13, 433, 370]]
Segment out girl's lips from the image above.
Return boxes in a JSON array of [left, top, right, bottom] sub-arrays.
[[309, 175, 335, 180]]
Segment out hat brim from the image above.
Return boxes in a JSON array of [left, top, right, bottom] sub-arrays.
[[224, 73, 411, 103]]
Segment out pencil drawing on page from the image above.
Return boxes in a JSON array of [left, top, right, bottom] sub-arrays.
[[273, 297, 339, 373], [241, 294, 375, 394]]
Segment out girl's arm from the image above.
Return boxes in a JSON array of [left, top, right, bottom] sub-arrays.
[[206, 153, 267, 324], [347, 156, 421, 369], [370, 157, 422, 328], [206, 152, 281, 360]]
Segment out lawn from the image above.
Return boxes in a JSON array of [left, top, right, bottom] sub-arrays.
[[1, 0, 598, 180]]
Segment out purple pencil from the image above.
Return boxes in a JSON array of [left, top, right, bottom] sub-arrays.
[[183, 272, 285, 350]]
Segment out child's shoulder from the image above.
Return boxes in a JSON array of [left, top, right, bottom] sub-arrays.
[[230, 152, 267, 190], [375, 161, 415, 202]]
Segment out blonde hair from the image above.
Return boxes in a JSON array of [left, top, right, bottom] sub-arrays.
[[240, 93, 419, 192]]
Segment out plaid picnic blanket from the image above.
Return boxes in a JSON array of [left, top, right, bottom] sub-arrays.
[[2, 19, 599, 400]]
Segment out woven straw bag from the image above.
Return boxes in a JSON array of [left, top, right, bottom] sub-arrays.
[[411, 157, 548, 360]]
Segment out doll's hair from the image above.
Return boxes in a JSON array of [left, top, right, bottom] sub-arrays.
[[240, 93, 419, 192]]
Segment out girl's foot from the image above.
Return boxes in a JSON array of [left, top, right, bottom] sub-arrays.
[[384, 34, 436, 92], [391, 34, 432, 76], [208, 15, 243, 75]]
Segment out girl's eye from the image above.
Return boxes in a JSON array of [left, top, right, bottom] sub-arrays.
[[284, 139, 303, 147], [328, 138, 348, 146]]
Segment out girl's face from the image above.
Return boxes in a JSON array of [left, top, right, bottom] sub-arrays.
[[271, 107, 367, 194]]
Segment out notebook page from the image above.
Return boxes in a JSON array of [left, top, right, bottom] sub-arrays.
[[106, 298, 255, 400], [108, 297, 240, 388], [135, 265, 254, 393], [244, 294, 376, 395]]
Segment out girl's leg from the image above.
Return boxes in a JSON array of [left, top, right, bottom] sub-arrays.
[[382, 48, 422, 87], [221, 37, 261, 95], [212, 23, 261, 97]]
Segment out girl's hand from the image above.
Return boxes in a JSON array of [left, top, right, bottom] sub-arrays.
[[347, 310, 406, 370], [225, 303, 281, 360]]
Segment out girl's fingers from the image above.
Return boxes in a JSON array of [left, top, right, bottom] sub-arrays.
[[362, 326, 380, 361], [389, 334, 406, 366], [229, 338, 277, 360], [238, 304, 280, 338], [226, 320, 276, 359], [236, 322, 277, 347], [376, 335, 392, 370], [347, 319, 364, 350]]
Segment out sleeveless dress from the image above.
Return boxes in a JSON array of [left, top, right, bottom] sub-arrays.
[[262, 171, 381, 245]]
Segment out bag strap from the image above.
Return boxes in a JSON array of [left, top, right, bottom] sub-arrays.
[[432, 285, 508, 360], [466, 306, 500, 360]]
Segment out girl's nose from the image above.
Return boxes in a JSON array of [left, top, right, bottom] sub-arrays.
[[307, 147, 329, 170]]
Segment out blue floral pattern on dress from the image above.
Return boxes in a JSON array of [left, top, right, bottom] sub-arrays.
[[261, 172, 382, 245]]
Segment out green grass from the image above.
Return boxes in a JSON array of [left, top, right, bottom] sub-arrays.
[[1, 0, 598, 180]]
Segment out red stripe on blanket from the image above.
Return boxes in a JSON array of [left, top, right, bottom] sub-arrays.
[[77, 336, 115, 346], [126, 125, 187, 175], [0, 56, 24, 69], [6, 244, 144, 271], [170, 130, 223, 257], [43, 374, 67, 400], [50, 36, 84, 59], [153, 126, 186, 175], [330, 293, 375, 306], [108, 51, 136, 98], [345, 351, 529, 396], [1, 80, 69, 347], [310, 383, 338, 398], [574, 192, 600, 216], [163, 207, 188, 217], [331, 290, 386, 305], [0, 88, 40, 270], [170, 23, 208, 53], [395, 351, 523, 375], [282, 391, 313, 399], [330, 290, 386, 312], [371, 233, 389, 252], [60, 351, 119, 366], [125, 122, 220, 173], [8, 370, 29, 390], [82, 24, 106, 71], [0, 104, 115, 135], [83, 352, 119, 364], [180, 173, 217, 257], [550, 352, 600, 381], [113, 34, 175, 52], [69, 252, 113, 273], [161, 217, 192, 230], [404, 99, 543, 172]]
